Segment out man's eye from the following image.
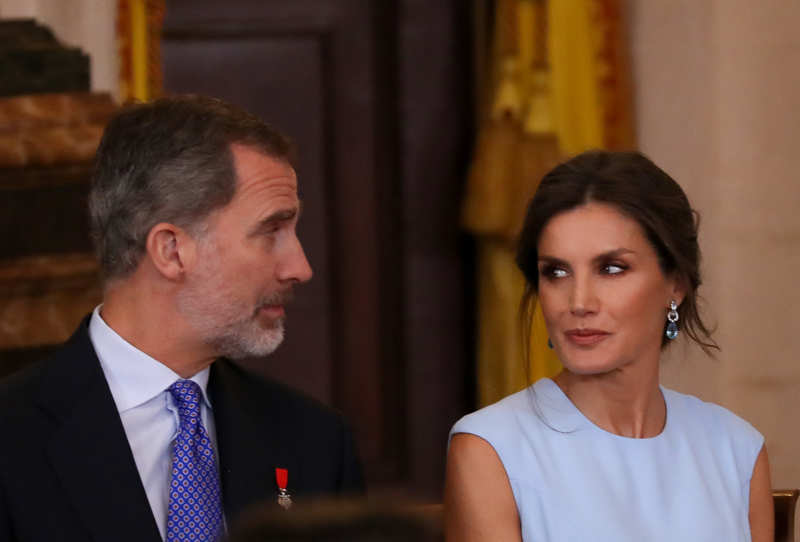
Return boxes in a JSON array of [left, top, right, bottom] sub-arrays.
[[262, 222, 286, 235]]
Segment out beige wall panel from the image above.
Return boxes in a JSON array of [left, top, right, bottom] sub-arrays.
[[631, 0, 800, 494]]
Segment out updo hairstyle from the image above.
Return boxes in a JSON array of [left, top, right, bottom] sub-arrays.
[[516, 150, 718, 354]]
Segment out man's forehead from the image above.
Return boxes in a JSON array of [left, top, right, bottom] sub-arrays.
[[230, 141, 292, 167], [230, 143, 297, 188]]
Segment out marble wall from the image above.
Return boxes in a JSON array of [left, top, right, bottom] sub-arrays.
[[630, 0, 800, 490], [0, 0, 117, 97]]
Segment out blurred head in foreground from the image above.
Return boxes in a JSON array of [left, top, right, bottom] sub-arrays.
[[229, 499, 442, 542]]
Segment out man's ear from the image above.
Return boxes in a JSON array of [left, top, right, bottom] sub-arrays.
[[145, 222, 197, 281]]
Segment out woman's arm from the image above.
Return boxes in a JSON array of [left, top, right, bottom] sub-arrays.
[[749, 445, 774, 542], [444, 433, 522, 542]]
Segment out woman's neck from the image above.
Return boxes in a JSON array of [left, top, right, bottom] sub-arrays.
[[553, 364, 665, 438]]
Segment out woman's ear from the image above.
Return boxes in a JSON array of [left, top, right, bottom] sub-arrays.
[[669, 274, 688, 308], [145, 222, 197, 281]]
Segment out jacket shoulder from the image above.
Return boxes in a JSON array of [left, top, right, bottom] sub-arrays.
[[211, 359, 349, 431], [0, 360, 46, 412], [210, 360, 365, 493]]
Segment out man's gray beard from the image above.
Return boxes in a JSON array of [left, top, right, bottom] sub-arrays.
[[179, 288, 287, 359], [177, 286, 287, 360], [175, 264, 287, 360], [204, 316, 285, 360]]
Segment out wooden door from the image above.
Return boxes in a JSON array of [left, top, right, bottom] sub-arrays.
[[163, 0, 473, 496]]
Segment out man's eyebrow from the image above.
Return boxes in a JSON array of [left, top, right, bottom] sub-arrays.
[[248, 206, 299, 236]]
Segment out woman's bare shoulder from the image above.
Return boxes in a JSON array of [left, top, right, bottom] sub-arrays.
[[444, 434, 521, 542]]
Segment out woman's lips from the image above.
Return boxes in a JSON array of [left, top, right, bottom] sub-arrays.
[[564, 329, 610, 346]]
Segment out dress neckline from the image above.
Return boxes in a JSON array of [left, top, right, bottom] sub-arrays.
[[533, 378, 670, 441]]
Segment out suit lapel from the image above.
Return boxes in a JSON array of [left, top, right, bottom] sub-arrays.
[[209, 360, 296, 525], [37, 322, 161, 542]]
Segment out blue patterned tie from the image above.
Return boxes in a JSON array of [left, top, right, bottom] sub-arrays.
[[166, 380, 224, 542]]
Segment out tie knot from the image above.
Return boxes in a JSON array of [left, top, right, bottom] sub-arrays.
[[168, 379, 203, 413]]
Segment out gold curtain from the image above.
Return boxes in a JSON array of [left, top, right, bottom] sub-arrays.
[[117, 0, 166, 102], [463, 0, 635, 406]]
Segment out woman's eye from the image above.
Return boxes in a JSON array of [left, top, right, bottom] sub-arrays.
[[540, 265, 568, 279], [603, 264, 625, 275]]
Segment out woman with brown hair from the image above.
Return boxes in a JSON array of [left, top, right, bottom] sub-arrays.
[[445, 151, 773, 541]]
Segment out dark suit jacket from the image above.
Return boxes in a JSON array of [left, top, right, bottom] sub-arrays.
[[0, 319, 364, 541]]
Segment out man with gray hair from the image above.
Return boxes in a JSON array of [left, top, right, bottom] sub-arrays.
[[0, 95, 364, 542]]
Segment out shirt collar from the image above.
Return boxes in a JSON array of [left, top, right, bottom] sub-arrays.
[[88, 306, 213, 413]]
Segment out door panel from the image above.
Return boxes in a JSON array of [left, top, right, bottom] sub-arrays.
[[163, 0, 472, 495]]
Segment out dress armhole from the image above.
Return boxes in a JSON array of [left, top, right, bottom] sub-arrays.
[[448, 431, 519, 498]]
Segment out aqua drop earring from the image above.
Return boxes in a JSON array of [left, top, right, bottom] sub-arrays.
[[665, 300, 679, 340]]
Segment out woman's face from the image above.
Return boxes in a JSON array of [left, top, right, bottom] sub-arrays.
[[536, 202, 683, 375]]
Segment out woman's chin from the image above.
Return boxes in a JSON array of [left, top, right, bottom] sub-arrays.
[[558, 357, 621, 377]]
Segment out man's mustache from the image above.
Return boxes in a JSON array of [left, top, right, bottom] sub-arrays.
[[258, 289, 294, 309]]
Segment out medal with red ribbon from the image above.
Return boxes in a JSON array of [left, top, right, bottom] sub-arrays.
[[275, 467, 292, 509]]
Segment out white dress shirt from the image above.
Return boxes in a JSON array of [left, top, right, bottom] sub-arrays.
[[88, 307, 219, 541]]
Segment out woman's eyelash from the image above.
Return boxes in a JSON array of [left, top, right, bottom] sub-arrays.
[[602, 262, 628, 274], [538, 261, 628, 277]]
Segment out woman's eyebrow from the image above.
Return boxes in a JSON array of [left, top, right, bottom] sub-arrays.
[[592, 248, 635, 262], [538, 248, 635, 265], [537, 255, 568, 266]]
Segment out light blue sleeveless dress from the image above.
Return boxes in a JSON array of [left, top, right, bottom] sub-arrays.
[[450, 378, 763, 541]]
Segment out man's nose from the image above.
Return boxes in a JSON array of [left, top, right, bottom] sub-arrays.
[[279, 235, 313, 284]]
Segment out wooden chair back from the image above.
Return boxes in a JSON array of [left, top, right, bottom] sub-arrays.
[[774, 490, 799, 542]]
